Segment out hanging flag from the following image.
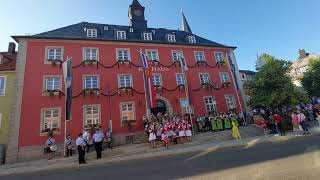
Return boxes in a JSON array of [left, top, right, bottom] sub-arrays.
[[139, 51, 156, 108], [63, 58, 72, 121], [227, 54, 239, 90], [178, 53, 188, 71], [177, 53, 192, 105]]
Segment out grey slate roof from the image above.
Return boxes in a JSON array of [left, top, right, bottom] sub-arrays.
[[14, 22, 236, 49], [239, 70, 256, 75]]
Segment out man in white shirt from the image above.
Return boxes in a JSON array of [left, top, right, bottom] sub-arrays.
[[76, 133, 86, 164], [298, 110, 310, 134], [93, 129, 104, 159]]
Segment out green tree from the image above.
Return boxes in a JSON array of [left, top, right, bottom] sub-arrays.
[[245, 54, 307, 110], [301, 58, 320, 97]]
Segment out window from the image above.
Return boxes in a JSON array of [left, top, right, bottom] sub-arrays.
[[116, 49, 130, 61], [146, 49, 159, 61], [180, 98, 190, 113], [44, 76, 61, 91], [188, 36, 196, 43], [84, 105, 100, 126], [152, 74, 161, 86], [84, 76, 99, 89], [87, 29, 97, 37], [152, 30, 156, 34], [41, 108, 60, 133], [129, 28, 134, 33], [199, 73, 210, 84], [219, 72, 230, 83], [195, 51, 205, 62], [116, 31, 126, 39], [176, 74, 185, 86], [215, 52, 224, 63], [225, 95, 237, 110], [120, 102, 136, 125], [168, 34, 176, 42], [83, 48, 98, 61], [296, 66, 308, 75], [241, 74, 246, 80], [104, 26, 109, 31], [143, 33, 152, 40], [172, 50, 183, 62], [47, 47, 63, 60], [204, 96, 217, 113], [118, 75, 132, 88], [0, 76, 6, 96]]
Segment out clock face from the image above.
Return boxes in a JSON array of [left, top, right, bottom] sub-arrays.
[[133, 10, 142, 16]]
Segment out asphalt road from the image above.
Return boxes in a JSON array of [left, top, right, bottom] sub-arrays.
[[4, 135, 320, 180]]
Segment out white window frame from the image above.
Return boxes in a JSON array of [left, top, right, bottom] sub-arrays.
[[152, 74, 162, 86], [199, 73, 210, 84], [83, 48, 99, 61], [83, 105, 101, 127], [116, 31, 127, 39], [194, 51, 205, 62], [188, 36, 196, 43], [145, 49, 159, 61], [43, 76, 61, 92], [214, 52, 224, 63], [225, 94, 237, 110], [118, 74, 133, 88], [143, 33, 153, 40], [176, 73, 185, 86], [219, 72, 230, 83], [45, 47, 63, 61], [120, 102, 136, 126], [87, 29, 97, 38], [0, 76, 6, 96], [168, 34, 176, 42], [40, 108, 61, 134], [204, 96, 217, 113], [83, 75, 99, 89], [116, 48, 131, 61], [171, 50, 184, 62]]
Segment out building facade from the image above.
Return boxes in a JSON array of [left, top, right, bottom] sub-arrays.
[[289, 49, 320, 87], [0, 43, 17, 163], [6, 0, 244, 162]]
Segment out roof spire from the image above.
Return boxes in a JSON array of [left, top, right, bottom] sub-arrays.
[[131, 0, 142, 6], [181, 10, 192, 33]]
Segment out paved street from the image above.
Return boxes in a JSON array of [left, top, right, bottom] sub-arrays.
[[3, 135, 320, 180]]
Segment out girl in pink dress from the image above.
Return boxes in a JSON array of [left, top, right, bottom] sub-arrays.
[[148, 124, 157, 148]]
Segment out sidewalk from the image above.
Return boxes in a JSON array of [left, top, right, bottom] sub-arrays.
[[1, 125, 319, 176]]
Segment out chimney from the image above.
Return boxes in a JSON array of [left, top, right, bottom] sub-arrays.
[[298, 49, 307, 59], [8, 42, 16, 54]]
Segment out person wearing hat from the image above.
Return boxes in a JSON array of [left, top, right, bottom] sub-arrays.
[[93, 128, 104, 159], [45, 134, 56, 160], [76, 133, 86, 164]]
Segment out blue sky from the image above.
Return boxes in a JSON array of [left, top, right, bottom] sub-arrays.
[[0, 0, 319, 70]]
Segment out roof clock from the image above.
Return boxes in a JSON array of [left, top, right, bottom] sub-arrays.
[[128, 0, 147, 29]]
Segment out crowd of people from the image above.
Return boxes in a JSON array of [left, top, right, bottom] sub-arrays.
[[144, 113, 193, 149], [45, 127, 112, 164]]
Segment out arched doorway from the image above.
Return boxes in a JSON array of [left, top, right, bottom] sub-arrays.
[[151, 99, 167, 115]]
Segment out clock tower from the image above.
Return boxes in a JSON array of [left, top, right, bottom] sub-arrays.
[[128, 0, 147, 29]]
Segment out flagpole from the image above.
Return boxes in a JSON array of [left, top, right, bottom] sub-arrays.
[[63, 56, 68, 157], [138, 50, 150, 117], [178, 55, 194, 134]]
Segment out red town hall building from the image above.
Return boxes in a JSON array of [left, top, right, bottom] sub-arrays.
[[6, 0, 244, 162]]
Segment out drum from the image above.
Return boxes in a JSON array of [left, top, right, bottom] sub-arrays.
[[88, 139, 94, 146], [50, 145, 58, 152]]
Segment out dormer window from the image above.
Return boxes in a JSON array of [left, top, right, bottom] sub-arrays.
[[116, 31, 126, 39], [87, 29, 97, 37], [188, 36, 196, 43], [152, 30, 156, 34], [104, 26, 109, 31], [129, 28, 134, 33], [143, 33, 152, 40], [168, 34, 176, 42]]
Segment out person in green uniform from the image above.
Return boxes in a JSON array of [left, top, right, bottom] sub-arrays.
[[231, 114, 239, 127], [224, 114, 232, 130], [217, 115, 223, 131], [210, 115, 217, 131]]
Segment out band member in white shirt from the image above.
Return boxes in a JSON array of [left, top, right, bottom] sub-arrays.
[[93, 129, 104, 159], [45, 135, 56, 160], [76, 133, 86, 164], [65, 134, 73, 157], [82, 129, 91, 153]]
